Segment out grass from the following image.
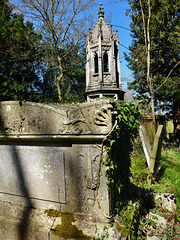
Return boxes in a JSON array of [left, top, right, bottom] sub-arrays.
[[130, 140, 180, 210], [129, 139, 180, 239]]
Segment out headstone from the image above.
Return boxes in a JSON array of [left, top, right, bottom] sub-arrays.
[[166, 120, 174, 134], [149, 125, 164, 174], [139, 125, 152, 168], [166, 120, 174, 139], [146, 212, 166, 240], [139, 124, 164, 175], [0, 100, 112, 216]]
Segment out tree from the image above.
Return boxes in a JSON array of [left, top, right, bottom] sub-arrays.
[[18, 0, 95, 101], [60, 42, 86, 103], [125, 0, 180, 135], [0, 0, 43, 101], [38, 39, 86, 103]]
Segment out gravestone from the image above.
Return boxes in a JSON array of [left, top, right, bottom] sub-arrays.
[[149, 125, 164, 174], [139, 125, 152, 168], [139, 124, 164, 175], [166, 120, 174, 139]]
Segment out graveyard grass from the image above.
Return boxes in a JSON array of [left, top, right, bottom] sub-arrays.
[[130, 140, 180, 210], [130, 139, 180, 238]]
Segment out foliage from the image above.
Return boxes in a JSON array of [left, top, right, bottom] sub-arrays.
[[38, 39, 86, 104], [130, 140, 180, 210], [103, 100, 141, 238], [130, 140, 180, 239], [150, 146, 180, 209], [0, 0, 86, 104], [54, 42, 86, 103], [125, 0, 180, 115], [0, 0, 43, 101], [104, 100, 140, 190], [19, 0, 95, 101], [104, 100, 179, 238]]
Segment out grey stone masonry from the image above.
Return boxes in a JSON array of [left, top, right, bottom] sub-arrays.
[[0, 100, 113, 222], [85, 3, 124, 102], [0, 100, 113, 136]]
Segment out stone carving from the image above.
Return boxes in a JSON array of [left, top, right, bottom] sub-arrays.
[[0, 100, 113, 136], [64, 101, 112, 135], [102, 45, 111, 51], [60, 119, 91, 135], [95, 106, 112, 129], [103, 74, 110, 82]]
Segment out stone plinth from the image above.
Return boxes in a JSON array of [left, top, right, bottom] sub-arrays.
[[0, 100, 114, 239]]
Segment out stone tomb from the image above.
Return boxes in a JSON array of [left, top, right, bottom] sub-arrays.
[[0, 100, 113, 239]]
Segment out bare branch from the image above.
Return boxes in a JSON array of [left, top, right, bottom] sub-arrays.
[[18, 0, 95, 101], [139, 0, 147, 54], [155, 61, 180, 92]]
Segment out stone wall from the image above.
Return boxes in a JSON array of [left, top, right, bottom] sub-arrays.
[[0, 100, 114, 239]]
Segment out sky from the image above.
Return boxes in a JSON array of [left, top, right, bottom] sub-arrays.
[[10, 0, 133, 88]]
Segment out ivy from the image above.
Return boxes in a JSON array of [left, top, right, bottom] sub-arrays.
[[104, 99, 140, 191], [103, 100, 142, 238]]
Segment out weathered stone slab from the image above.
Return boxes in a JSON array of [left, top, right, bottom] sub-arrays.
[[0, 142, 110, 218], [139, 125, 152, 168], [0, 145, 65, 208], [140, 124, 164, 175], [0, 200, 123, 240], [0, 100, 112, 135], [149, 125, 164, 174], [146, 212, 166, 240], [0, 100, 112, 226]]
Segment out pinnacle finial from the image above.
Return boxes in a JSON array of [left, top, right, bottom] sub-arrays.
[[98, 3, 104, 19]]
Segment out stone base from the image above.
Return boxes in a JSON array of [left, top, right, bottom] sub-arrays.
[[0, 200, 122, 240]]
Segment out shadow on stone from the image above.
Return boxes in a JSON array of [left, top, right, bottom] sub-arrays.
[[0, 112, 33, 240]]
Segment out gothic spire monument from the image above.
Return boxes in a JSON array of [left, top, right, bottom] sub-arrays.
[[85, 3, 124, 102]]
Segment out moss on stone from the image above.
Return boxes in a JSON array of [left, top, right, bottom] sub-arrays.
[[45, 210, 93, 239], [44, 209, 61, 218]]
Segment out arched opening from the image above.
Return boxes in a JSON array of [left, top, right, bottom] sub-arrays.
[[114, 42, 119, 85], [103, 52, 109, 72], [94, 53, 98, 73]]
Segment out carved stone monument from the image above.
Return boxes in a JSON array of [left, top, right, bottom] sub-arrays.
[[0, 4, 126, 239], [0, 100, 115, 239], [85, 3, 124, 102]]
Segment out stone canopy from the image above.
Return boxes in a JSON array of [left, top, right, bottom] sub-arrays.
[[85, 3, 124, 102]]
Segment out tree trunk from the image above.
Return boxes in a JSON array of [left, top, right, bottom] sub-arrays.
[[140, 0, 156, 136], [57, 54, 63, 101], [149, 81, 156, 136], [147, 0, 156, 136]]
